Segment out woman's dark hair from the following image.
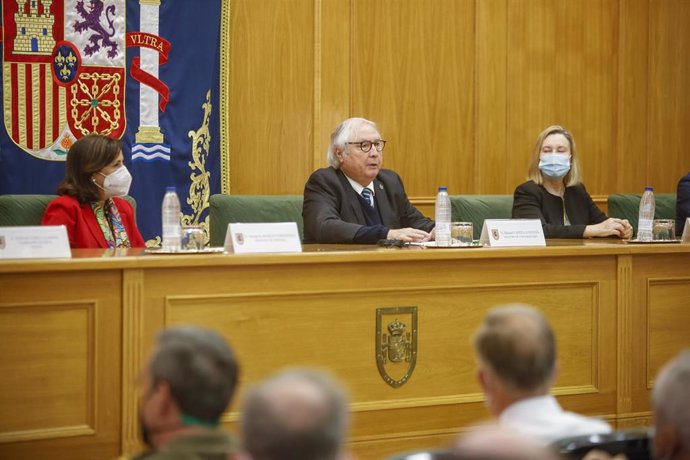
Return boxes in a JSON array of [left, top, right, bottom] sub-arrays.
[[57, 134, 122, 203]]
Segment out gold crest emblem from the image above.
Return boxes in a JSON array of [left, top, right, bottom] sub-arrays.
[[376, 306, 417, 388]]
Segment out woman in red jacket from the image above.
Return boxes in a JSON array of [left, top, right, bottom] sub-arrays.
[[42, 134, 146, 249]]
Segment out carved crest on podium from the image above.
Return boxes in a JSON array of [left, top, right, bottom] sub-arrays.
[[376, 306, 417, 388]]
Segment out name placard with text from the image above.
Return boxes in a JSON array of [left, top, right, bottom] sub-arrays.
[[224, 222, 302, 254], [479, 219, 546, 247], [0, 226, 71, 259]]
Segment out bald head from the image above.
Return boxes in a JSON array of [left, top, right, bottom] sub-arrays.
[[652, 349, 690, 457], [241, 369, 349, 460], [473, 305, 556, 394], [449, 425, 559, 460]]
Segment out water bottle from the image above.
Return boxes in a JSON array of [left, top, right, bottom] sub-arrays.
[[435, 186, 451, 246], [161, 186, 181, 251], [637, 186, 655, 241]]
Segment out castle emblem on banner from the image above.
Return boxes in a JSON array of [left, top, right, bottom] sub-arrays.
[[2, 0, 126, 160]]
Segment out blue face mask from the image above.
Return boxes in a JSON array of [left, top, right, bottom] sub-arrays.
[[538, 154, 571, 179]]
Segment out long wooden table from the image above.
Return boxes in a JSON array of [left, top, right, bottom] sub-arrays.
[[1, 241, 689, 459]]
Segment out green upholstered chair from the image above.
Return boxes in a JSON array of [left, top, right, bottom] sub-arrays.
[[607, 193, 676, 237], [450, 195, 514, 240], [0, 194, 56, 226], [0, 194, 137, 227], [209, 194, 304, 246]]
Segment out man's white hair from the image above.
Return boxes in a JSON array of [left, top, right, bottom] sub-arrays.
[[653, 349, 690, 451], [326, 117, 378, 169]]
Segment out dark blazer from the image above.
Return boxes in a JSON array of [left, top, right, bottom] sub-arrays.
[[676, 173, 690, 236], [303, 167, 434, 243], [42, 195, 146, 248], [512, 180, 607, 238]]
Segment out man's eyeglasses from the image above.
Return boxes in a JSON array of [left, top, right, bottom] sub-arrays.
[[346, 140, 386, 153]]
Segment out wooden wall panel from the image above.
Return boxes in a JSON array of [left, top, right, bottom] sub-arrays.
[[648, 0, 690, 193], [225, 0, 690, 198], [228, 0, 314, 194], [350, 0, 476, 196]]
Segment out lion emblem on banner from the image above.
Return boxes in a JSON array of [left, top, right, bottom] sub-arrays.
[[73, 0, 118, 58]]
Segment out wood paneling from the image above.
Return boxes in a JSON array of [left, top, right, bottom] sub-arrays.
[[225, 0, 690, 198], [648, 0, 690, 192], [0, 270, 122, 460], [228, 0, 314, 194]]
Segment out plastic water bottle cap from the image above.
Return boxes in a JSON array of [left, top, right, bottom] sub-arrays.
[[166, 186, 176, 192], [438, 186, 448, 192], [644, 186, 653, 191]]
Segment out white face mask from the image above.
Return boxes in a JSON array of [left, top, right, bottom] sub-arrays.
[[96, 165, 132, 198]]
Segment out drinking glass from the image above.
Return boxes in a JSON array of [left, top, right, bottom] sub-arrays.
[[451, 222, 473, 244], [181, 226, 205, 250], [652, 219, 675, 241]]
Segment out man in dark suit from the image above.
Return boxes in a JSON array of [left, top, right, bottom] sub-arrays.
[[303, 117, 435, 244], [676, 173, 690, 237]]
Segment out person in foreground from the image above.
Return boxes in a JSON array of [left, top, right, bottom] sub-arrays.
[[472, 304, 611, 444], [42, 134, 145, 248], [650, 349, 690, 460], [239, 368, 351, 460], [580, 349, 690, 460], [676, 173, 690, 237], [512, 125, 632, 239], [303, 117, 435, 243], [447, 425, 558, 460], [131, 325, 239, 460]]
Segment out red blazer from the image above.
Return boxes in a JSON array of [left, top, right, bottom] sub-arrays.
[[42, 195, 146, 249]]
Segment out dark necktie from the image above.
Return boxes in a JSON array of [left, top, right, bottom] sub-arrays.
[[361, 188, 374, 208]]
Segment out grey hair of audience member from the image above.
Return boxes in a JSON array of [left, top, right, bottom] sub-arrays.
[[241, 368, 349, 460], [327, 117, 378, 169], [150, 325, 239, 423], [446, 425, 559, 460], [652, 349, 690, 453], [473, 304, 556, 394]]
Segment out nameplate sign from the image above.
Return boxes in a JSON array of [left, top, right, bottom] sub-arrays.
[[0, 226, 71, 259], [224, 223, 302, 254], [479, 219, 546, 247], [682, 218, 690, 243]]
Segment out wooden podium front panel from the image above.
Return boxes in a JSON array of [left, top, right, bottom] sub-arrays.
[[0, 270, 122, 460], [142, 253, 617, 456], [626, 253, 690, 425], [1, 243, 687, 459]]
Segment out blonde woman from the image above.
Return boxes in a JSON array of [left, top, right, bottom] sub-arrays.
[[512, 125, 632, 239]]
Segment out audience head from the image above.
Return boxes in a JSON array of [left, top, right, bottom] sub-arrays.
[[527, 125, 581, 187], [326, 117, 385, 186], [240, 368, 350, 460], [652, 349, 690, 460], [447, 425, 559, 460], [472, 304, 557, 415], [139, 325, 239, 448], [57, 134, 129, 203]]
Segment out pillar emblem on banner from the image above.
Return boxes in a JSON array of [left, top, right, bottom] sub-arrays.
[[126, 0, 171, 162], [375, 306, 418, 388]]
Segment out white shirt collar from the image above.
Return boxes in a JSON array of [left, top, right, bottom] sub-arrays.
[[343, 173, 374, 196]]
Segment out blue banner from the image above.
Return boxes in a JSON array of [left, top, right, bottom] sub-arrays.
[[0, 0, 222, 243]]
